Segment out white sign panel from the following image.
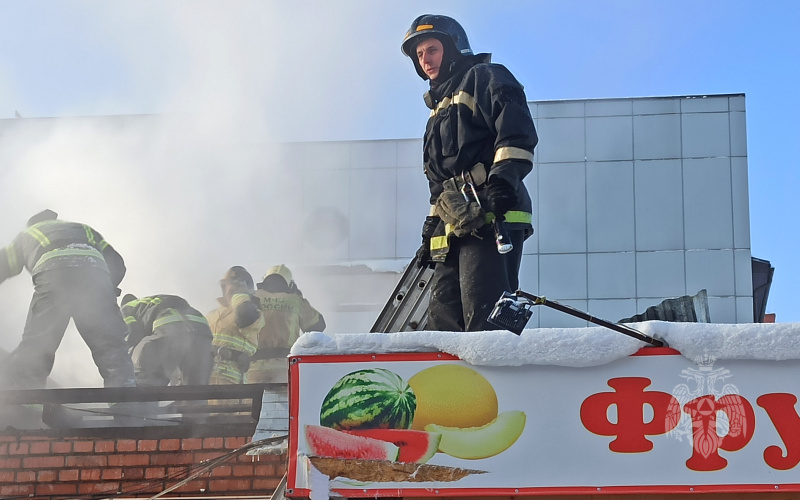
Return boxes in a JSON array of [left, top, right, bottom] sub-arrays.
[[286, 350, 800, 497]]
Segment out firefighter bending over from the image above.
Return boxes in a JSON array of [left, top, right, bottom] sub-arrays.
[[120, 293, 213, 386], [0, 209, 136, 389], [246, 264, 325, 384], [206, 266, 263, 385]]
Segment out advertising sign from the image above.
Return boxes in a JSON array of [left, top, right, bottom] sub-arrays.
[[286, 349, 800, 497]]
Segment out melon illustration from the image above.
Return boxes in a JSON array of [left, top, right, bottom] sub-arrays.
[[425, 410, 526, 460], [305, 425, 399, 461], [344, 428, 441, 463], [320, 368, 416, 430]]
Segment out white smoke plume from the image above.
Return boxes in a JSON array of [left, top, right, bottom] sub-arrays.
[[0, 1, 458, 387]]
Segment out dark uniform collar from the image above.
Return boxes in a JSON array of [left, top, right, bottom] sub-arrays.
[[424, 53, 492, 109]]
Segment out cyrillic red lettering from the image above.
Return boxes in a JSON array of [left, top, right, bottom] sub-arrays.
[[684, 394, 755, 471], [757, 393, 800, 470], [581, 377, 678, 452]]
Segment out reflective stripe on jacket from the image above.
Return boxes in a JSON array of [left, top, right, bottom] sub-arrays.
[[206, 292, 260, 356], [121, 294, 212, 348], [0, 219, 124, 285], [429, 210, 533, 261], [422, 53, 537, 235]]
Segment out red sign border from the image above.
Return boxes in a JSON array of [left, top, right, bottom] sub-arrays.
[[285, 349, 800, 497]]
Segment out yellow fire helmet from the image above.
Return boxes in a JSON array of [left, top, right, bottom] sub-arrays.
[[263, 264, 293, 287]]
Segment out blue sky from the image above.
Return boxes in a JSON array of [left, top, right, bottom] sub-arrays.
[[1, 0, 797, 322]]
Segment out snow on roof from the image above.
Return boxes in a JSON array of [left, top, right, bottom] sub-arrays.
[[291, 321, 800, 367]]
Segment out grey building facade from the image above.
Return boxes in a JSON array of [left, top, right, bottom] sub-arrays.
[[287, 94, 753, 331]]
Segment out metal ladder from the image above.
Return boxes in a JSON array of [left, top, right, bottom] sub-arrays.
[[370, 256, 433, 333]]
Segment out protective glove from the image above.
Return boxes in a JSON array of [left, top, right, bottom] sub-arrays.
[[485, 176, 518, 216], [415, 216, 439, 269], [435, 179, 486, 236], [235, 351, 251, 373]]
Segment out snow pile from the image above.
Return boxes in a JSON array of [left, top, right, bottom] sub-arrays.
[[640, 321, 800, 362], [292, 321, 800, 367]]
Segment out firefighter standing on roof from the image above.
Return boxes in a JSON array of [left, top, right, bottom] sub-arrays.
[[0, 210, 136, 389], [206, 266, 264, 385], [401, 14, 538, 331], [246, 265, 325, 384], [120, 293, 213, 386]]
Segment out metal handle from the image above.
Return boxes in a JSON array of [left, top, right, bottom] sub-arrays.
[[493, 218, 513, 254]]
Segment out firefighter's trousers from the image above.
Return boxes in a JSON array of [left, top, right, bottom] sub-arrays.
[[8, 267, 136, 389], [131, 322, 213, 386], [428, 225, 525, 332]]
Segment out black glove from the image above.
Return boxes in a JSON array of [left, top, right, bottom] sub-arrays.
[[415, 216, 439, 269], [485, 177, 517, 216], [235, 351, 251, 373], [415, 241, 434, 269]]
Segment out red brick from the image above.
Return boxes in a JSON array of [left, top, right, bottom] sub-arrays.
[[7, 442, 29, 455], [0, 443, 6, 454], [182, 437, 204, 450], [159, 438, 181, 451], [175, 479, 208, 493], [254, 463, 276, 476], [28, 441, 50, 454], [121, 467, 144, 480], [72, 440, 94, 452], [117, 439, 137, 452], [152, 452, 194, 466], [0, 436, 16, 442], [0, 470, 14, 482], [0, 458, 21, 468], [203, 437, 224, 449], [138, 439, 158, 452], [95, 440, 116, 453], [209, 478, 253, 491], [35, 483, 78, 496], [23, 455, 64, 468], [59, 469, 80, 481], [194, 451, 225, 463], [36, 469, 57, 482], [78, 481, 120, 495], [237, 452, 258, 462], [51, 441, 72, 454], [0, 484, 34, 496], [15, 470, 36, 482], [233, 464, 255, 476], [108, 454, 150, 466], [225, 437, 248, 449], [102, 468, 124, 480], [80, 469, 102, 481], [121, 483, 161, 496], [211, 465, 232, 477], [254, 453, 282, 464], [145, 467, 167, 479], [254, 477, 282, 490], [66, 454, 107, 467]]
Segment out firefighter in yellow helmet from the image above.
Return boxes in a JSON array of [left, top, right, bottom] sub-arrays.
[[205, 266, 264, 385], [246, 264, 325, 383]]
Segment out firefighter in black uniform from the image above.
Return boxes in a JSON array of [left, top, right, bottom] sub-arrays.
[[401, 15, 538, 331], [120, 293, 213, 386], [0, 210, 136, 388]]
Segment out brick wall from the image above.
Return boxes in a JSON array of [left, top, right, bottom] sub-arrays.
[[0, 435, 286, 498]]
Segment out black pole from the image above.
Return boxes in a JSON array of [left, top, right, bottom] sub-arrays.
[[514, 290, 667, 347]]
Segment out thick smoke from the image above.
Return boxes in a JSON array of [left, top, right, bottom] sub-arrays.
[[0, 1, 450, 387]]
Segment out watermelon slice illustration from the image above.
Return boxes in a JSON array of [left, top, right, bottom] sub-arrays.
[[305, 425, 399, 461], [344, 428, 441, 463]]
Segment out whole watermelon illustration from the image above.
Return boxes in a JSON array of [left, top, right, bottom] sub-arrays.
[[320, 368, 416, 430]]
